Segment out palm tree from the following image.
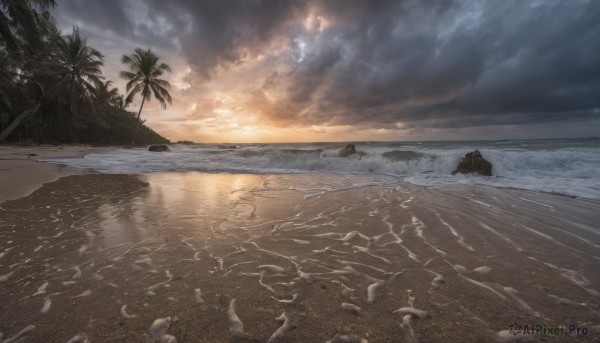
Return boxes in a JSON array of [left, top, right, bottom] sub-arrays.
[[1, 0, 56, 98], [47, 27, 104, 114], [113, 94, 128, 110], [120, 48, 172, 147], [90, 80, 120, 107], [0, 48, 16, 89], [0, 0, 56, 56]]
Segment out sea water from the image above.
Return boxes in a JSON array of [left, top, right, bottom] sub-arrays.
[[47, 138, 600, 200]]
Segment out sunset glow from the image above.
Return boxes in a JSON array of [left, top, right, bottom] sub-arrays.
[[53, 1, 600, 142]]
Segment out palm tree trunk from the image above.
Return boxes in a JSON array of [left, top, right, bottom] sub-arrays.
[[0, 103, 40, 143], [69, 76, 75, 115], [131, 95, 147, 147]]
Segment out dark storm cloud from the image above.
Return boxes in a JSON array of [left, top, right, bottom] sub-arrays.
[[144, 0, 310, 77], [56, 0, 131, 34], [55, 0, 191, 50], [55, 0, 600, 132]]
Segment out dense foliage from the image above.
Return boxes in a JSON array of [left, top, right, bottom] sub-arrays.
[[0, 0, 170, 146]]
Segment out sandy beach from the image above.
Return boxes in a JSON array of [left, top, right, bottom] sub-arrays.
[[0, 146, 112, 204], [0, 160, 599, 342]]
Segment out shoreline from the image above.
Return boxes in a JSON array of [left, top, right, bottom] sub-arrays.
[[2, 144, 599, 206], [0, 145, 114, 204]]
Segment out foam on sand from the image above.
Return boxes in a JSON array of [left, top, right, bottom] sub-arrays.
[[227, 299, 244, 338], [0, 170, 598, 342], [40, 298, 51, 314], [148, 317, 176, 343], [120, 305, 137, 318], [1, 325, 35, 343], [267, 312, 293, 343]]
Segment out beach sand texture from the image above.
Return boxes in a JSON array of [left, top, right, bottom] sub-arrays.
[[0, 146, 109, 204], [0, 171, 599, 342]]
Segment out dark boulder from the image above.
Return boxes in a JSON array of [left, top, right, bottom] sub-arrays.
[[148, 144, 170, 152], [339, 144, 356, 158], [452, 150, 492, 176]]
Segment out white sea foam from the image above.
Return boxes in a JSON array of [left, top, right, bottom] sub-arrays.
[[120, 305, 136, 318], [459, 275, 507, 300], [71, 266, 82, 279], [366, 280, 384, 303], [392, 307, 428, 319], [148, 317, 172, 340], [40, 298, 51, 314], [43, 139, 600, 200], [194, 288, 205, 304], [33, 282, 49, 296], [0, 271, 14, 282], [341, 303, 362, 313], [73, 290, 91, 298], [227, 299, 245, 338], [2, 325, 35, 343], [267, 312, 292, 343]]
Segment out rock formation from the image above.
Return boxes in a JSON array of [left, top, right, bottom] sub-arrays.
[[339, 144, 356, 158], [148, 144, 170, 152], [452, 150, 492, 176]]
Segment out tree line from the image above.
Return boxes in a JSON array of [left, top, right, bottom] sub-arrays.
[[0, 0, 172, 146]]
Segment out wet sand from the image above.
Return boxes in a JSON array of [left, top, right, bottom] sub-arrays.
[[0, 172, 599, 342], [0, 145, 110, 204]]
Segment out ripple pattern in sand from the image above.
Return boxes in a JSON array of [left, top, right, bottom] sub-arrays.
[[0, 173, 598, 342]]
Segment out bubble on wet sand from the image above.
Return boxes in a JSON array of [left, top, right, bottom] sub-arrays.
[[259, 270, 276, 293], [502, 287, 533, 312], [430, 274, 444, 288], [71, 266, 82, 279], [472, 266, 491, 274], [392, 307, 428, 319], [120, 305, 137, 318], [33, 281, 49, 295], [267, 312, 293, 343], [148, 316, 177, 342], [194, 288, 205, 304], [341, 303, 362, 314], [259, 264, 286, 273], [66, 334, 90, 343], [149, 317, 171, 337], [366, 280, 384, 303], [496, 329, 536, 342], [193, 251, 202, 260], [271, 293, 298, 304], [72, 290, 91, 298], [0, 271, 14, 282], [326, 333, 369, 343], [40, 298, 51, 314], [2, 325, 35, 343], [228, 299, 245, 338], [458, 275, 506, 300]]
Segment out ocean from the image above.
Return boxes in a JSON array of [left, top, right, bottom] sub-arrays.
[[48, 137, 600, 200], [3, 138, 599, 342]]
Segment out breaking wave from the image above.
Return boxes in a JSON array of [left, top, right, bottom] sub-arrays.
[[46, 138, 600, 200]]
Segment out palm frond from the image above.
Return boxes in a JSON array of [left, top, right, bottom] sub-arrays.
[[119, 47, 173, 112]]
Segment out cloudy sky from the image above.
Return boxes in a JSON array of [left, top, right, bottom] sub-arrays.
[[54, 0, 600, 142]]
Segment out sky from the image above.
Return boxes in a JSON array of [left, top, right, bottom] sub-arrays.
[[54, 0, 600, 143]]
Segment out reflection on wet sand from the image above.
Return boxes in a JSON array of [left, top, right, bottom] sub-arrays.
[[0, 172, 599, 342]]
